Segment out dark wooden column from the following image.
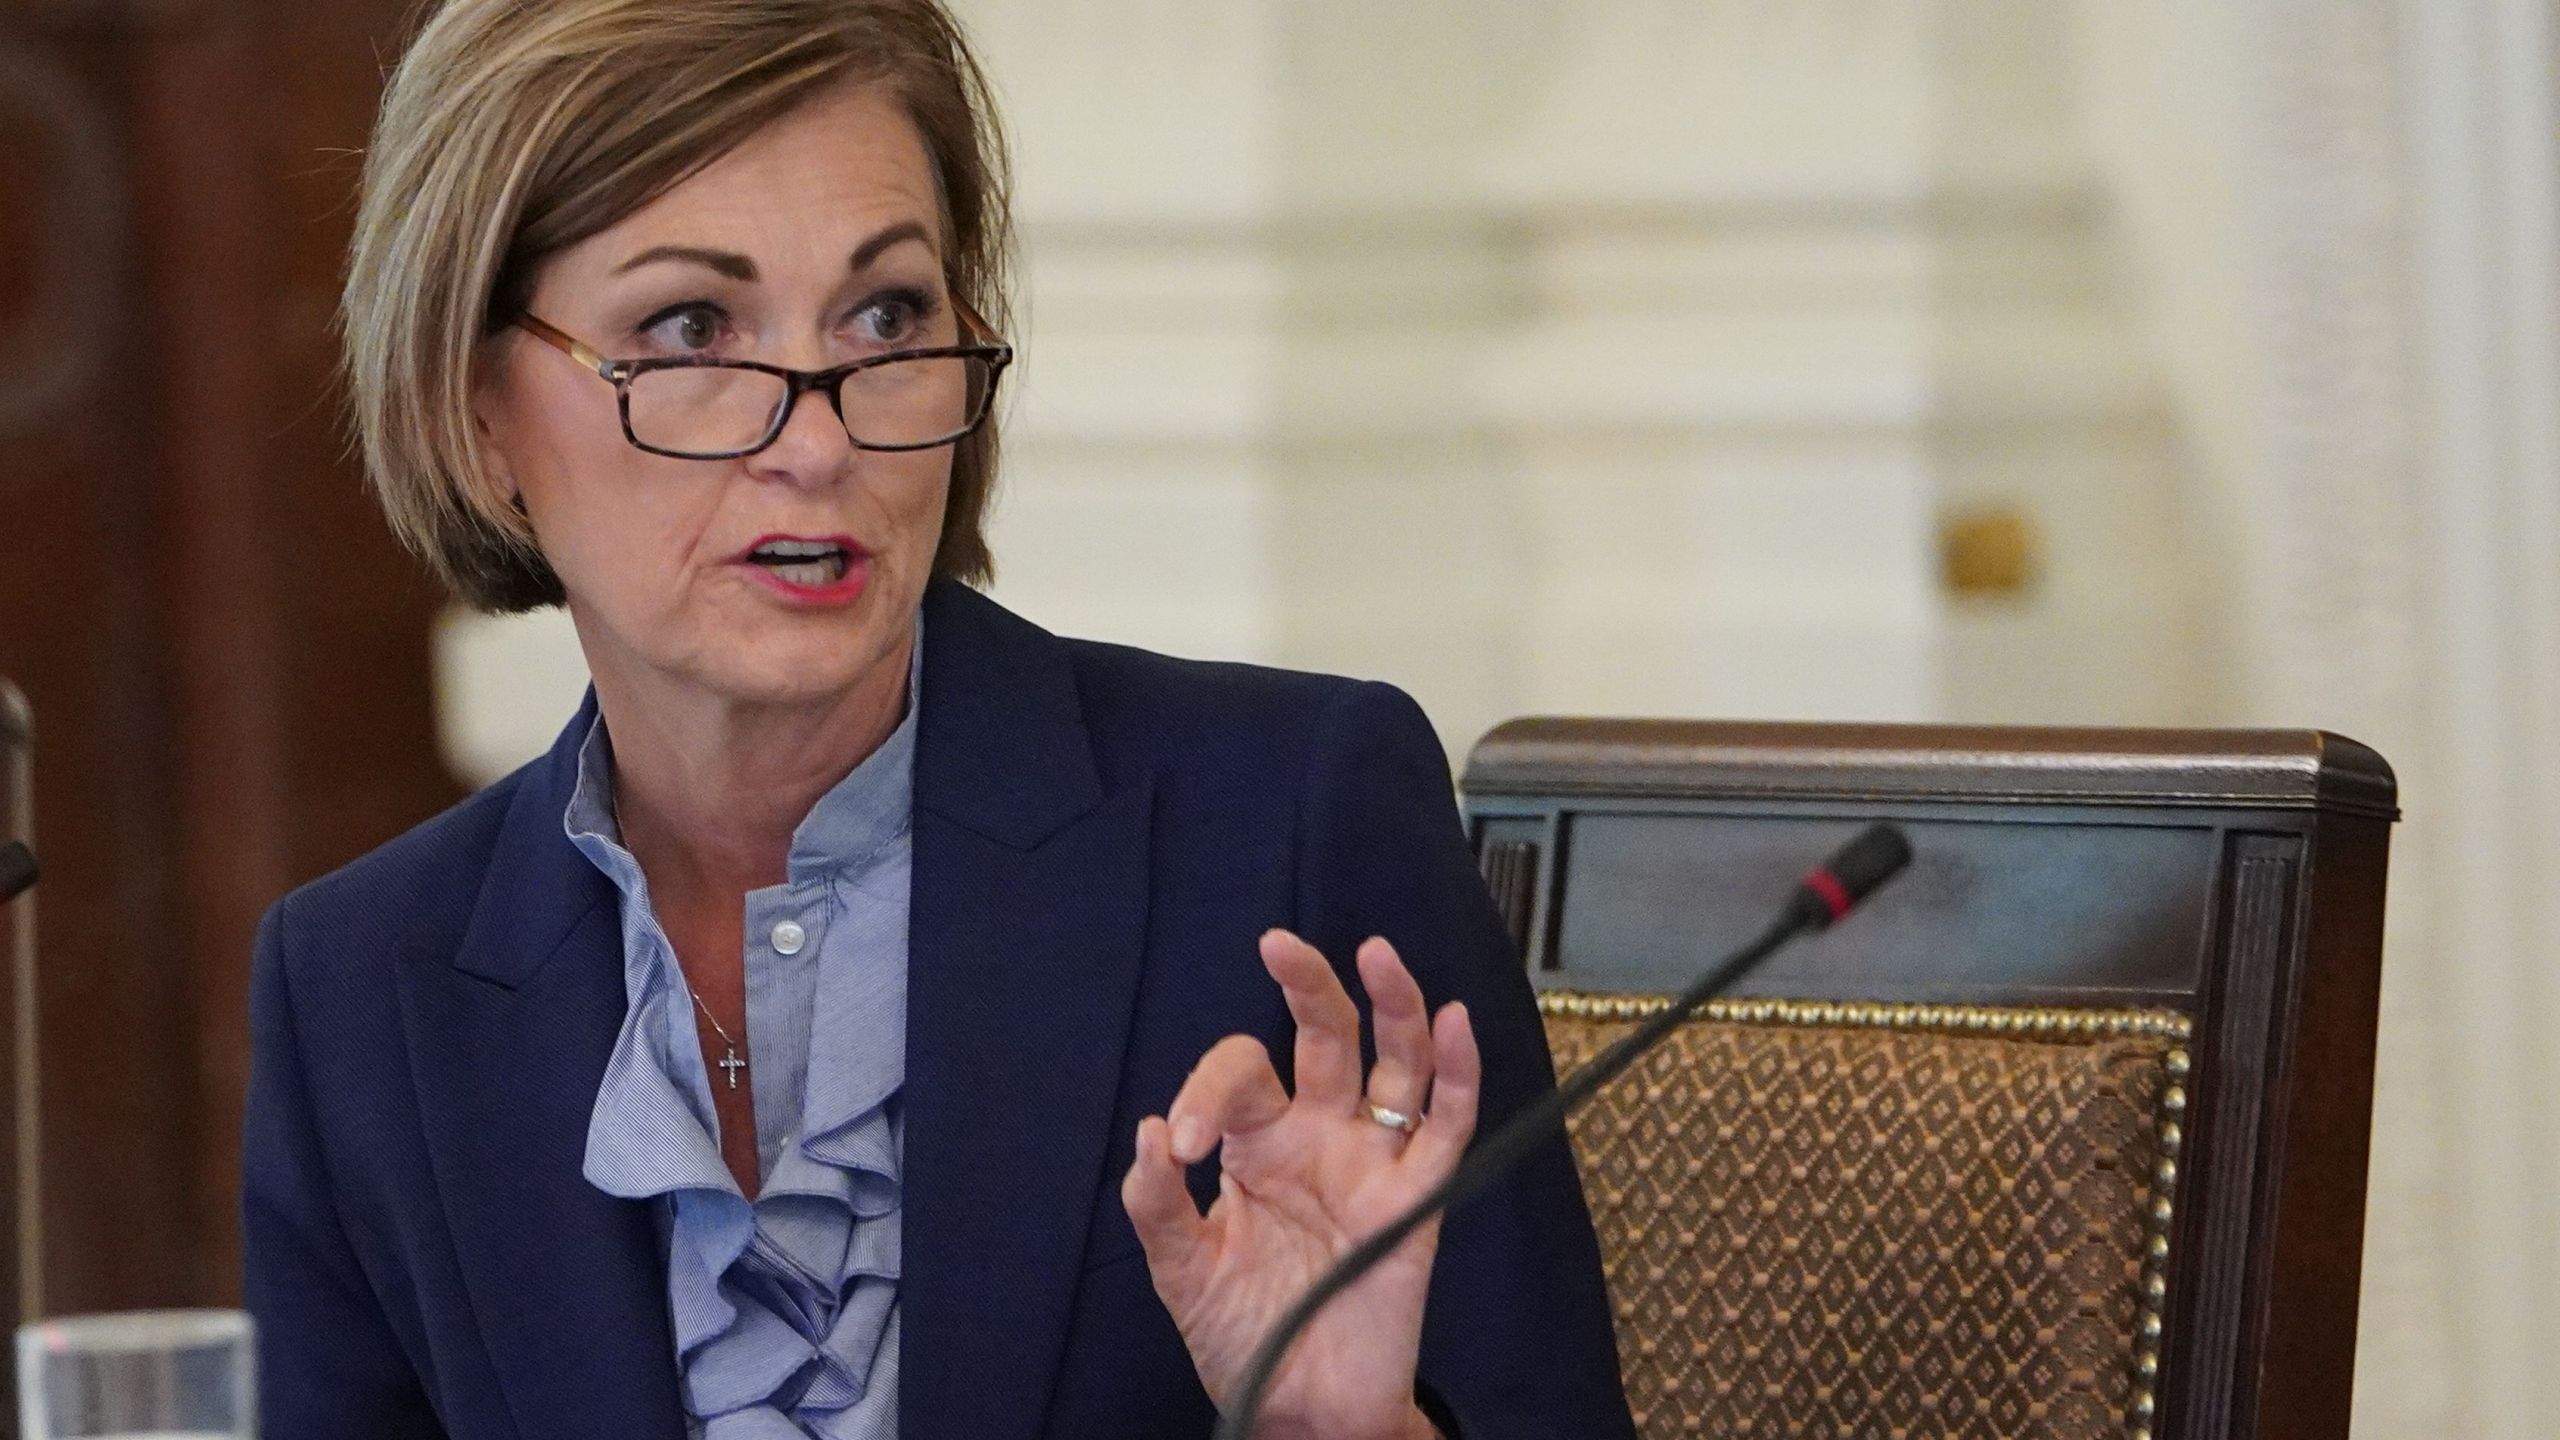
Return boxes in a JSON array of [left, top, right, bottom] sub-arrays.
[[0, 0, 459, 1316], [135, 2, 301, 1305]]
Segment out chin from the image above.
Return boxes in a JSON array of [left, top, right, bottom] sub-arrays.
[[604, 580, 920, 711], [698, 646, 884, 709]]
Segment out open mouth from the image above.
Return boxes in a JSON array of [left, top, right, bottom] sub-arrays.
[[744, 538, 855, 587]]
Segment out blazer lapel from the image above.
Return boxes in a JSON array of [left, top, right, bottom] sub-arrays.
[[399, 699, 684, 1440], [901, 582, 1156, 1440]]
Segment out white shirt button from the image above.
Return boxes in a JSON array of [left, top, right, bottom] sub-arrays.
[[770, 920, 807, 956]]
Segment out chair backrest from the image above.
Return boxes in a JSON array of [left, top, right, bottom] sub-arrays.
[[1461, 720, 2396, 1440]]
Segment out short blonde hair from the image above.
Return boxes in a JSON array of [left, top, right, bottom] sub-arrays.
[[344, 0, 1013, 613]]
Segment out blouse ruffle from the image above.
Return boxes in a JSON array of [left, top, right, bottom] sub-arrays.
[[586, 918, 906, 1437]]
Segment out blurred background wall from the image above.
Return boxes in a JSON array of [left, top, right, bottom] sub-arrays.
[[0, 0, 466, 1329], [2, 0, 2556, 1436]]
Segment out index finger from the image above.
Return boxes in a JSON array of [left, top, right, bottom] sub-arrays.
[[1165, 1032, 1291, 1162]]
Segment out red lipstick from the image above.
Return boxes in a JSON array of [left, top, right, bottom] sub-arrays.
[[733, 533, 870, 607]]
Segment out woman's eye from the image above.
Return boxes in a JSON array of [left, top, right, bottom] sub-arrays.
[[850, 290, 934, 347], [639, 303, 727, 353]]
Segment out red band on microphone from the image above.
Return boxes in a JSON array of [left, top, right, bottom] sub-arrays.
[[1803, 867, 1852, 923]]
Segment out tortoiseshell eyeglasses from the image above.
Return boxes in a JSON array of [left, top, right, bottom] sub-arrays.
[[514, 307, 1013, 461]]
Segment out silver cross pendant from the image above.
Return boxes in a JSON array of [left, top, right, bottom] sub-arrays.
[[717, 1047, 748, 1091]]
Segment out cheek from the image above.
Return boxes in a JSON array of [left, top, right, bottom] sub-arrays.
[[907, 458, 955, 533], [874, 452, 955, 560], [509, 415, 720, 602]]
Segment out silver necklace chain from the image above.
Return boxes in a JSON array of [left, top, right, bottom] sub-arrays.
[[686, 987, 750, 1091]]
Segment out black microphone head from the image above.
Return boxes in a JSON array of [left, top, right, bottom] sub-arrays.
[[0, 842, 34, 905], [1827, 823, 1912, 903], [1797, 823, 1912, 927]]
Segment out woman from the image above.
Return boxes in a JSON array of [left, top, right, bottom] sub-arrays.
[[242, 2, 1635, 1437]]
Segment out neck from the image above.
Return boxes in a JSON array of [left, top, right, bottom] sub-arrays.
[[588, 635, 913, 906]]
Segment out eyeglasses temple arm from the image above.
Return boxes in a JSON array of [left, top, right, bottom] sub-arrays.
[[954, 295, 1005, 348], [516, 313, 615, 376]]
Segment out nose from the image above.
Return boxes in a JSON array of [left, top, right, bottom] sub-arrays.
[[745, 378, 855, 487]]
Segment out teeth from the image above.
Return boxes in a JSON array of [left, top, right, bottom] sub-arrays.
[[753, 539, 842, 559], [763, 554, 851, 588]]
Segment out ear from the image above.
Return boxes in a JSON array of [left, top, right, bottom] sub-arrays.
[[469, 338, 522, 501], [471, 420, 521, 505]]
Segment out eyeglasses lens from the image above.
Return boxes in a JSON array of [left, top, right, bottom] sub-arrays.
[[626, 356, 995, 457]]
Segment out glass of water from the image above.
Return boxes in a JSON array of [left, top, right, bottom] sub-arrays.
[[16, 1310, 254, 1440]]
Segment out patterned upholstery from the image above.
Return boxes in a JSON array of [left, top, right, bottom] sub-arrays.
[[1543, 997, 2189, 1440]]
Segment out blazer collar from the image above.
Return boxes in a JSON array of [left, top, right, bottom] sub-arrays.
[[449, 685, 615, 989], [912, 577, 1107, 849]]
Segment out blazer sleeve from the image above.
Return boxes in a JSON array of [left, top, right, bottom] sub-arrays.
[[1292, 682, 1638, 1440], [241, 899, 448, 1440]]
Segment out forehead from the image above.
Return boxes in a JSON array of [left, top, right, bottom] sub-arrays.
[[563, 81, 945, 279]]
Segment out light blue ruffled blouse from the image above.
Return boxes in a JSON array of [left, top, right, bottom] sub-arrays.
[[564, 651, 916, 1439]]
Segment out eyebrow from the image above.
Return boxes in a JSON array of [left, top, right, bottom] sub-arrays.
[[615, 245, 756, 281], [611, 220, 939, 284], [849, 220, 934, 271]]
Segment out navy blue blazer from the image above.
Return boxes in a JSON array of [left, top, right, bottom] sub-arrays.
[[242, 580, 1637, 1440]]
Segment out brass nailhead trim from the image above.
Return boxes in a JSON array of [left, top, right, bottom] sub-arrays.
[[1536, 989, 2195, 1043], [2131, 1045, 2191, 1434], [1539, 991, 2196, 1436]]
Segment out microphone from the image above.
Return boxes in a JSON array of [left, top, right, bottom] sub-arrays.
[[1211, 822, 1913, 1440], [0, 843, 31, 906]]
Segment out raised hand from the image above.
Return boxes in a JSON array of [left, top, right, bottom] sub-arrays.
[[1120, 930, 1478, 1440]]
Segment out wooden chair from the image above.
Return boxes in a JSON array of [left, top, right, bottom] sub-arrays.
[[1461, 720, 2395, 1440]]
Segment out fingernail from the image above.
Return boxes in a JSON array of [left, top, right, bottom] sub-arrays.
[[1171, 1116, 1206, 1159]]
